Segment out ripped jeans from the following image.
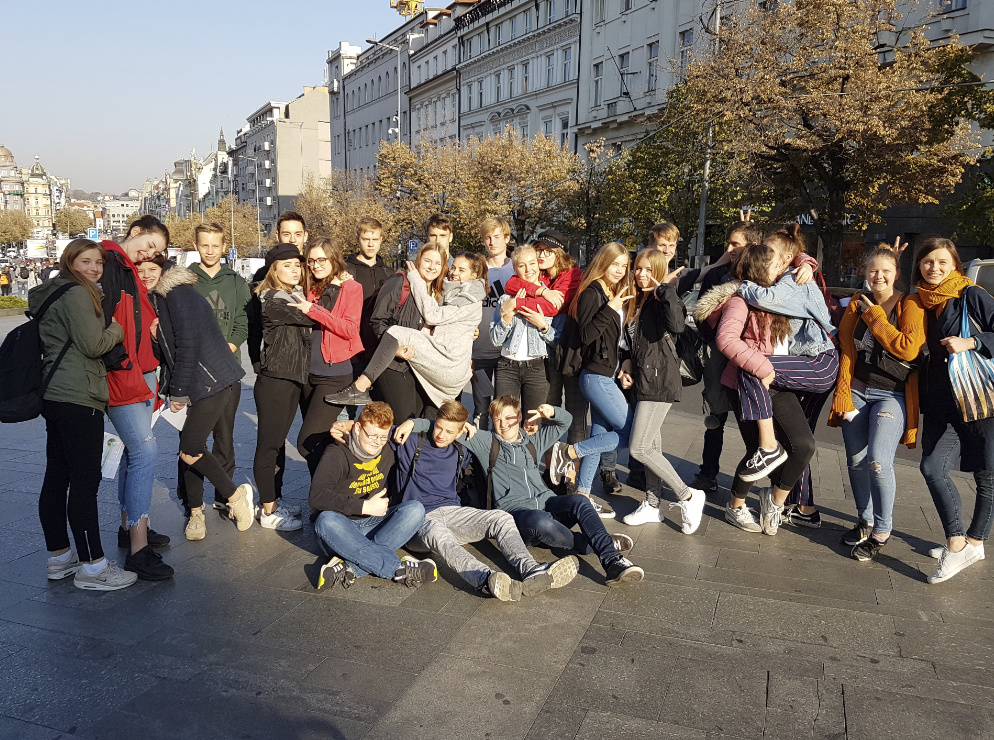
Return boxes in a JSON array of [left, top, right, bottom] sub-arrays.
[[841, 381, 905, 535], [106, 372, 158, 526]]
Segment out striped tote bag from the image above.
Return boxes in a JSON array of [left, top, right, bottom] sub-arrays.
[[948, 288, 994, 422]]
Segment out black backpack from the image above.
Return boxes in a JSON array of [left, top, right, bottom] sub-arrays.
[[19, 267, 29, 280], [0, 284, 75, 423]]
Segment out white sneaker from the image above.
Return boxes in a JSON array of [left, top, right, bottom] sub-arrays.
[[47, 551, 80, 580], [670, 488, 706, 534], [758, 487, 783, 536], [623, 500, 662, 526], [259, 505, 303, 531], [255, 501, 303, 519], [929, 542, 985, 560], [228, 483, 256, 532], [928, 542, 985, 584], [73, 560, 138, 591], [725, 504, 762, 533]]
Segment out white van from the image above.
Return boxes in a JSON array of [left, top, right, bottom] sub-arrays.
[[966, 259, 994, 294]]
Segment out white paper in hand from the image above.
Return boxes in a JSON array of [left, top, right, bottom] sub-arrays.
[[162, 403, 188, 431], [101, 433, 125, 480]]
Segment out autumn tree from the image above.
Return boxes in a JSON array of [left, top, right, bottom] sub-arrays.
[[0, 209, 34, 244], [54, 208, 93, 236], [295, 171, 396, 257], [160, 197, 264, 255], [673, 0, 991, 282]]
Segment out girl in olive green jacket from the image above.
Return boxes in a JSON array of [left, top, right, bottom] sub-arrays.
[[29, 239, 136, 591]]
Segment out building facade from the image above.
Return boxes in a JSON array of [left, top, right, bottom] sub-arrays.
[[231, 86, 331, 234], [22, 157, 55, 235], [408, 9, 461, 147], [0, 146, 25, 212]]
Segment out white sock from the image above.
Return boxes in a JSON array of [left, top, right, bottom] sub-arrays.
[[80, 558, 107, 575], [51, 550, 74, 563]]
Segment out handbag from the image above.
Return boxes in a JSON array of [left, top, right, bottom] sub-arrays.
[[853, 294, 918, 383], [948, 287, 994, 422]]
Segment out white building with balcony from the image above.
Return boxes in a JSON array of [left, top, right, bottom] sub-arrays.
[[408, 8, 462, 147]]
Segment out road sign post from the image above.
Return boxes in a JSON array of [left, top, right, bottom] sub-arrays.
[[86, 228, 98, 240]]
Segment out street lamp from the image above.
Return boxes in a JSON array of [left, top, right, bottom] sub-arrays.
[[366, 33, 423, 145], [241, 155, 263, 255]]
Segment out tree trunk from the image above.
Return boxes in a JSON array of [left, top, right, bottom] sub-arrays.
[[817, 189, 847, 286]]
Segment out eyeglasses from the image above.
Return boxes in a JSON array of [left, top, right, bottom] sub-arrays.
[[359, 425, 390, 443], [536, 249, 554, 257], [306, 258, 329, 267]]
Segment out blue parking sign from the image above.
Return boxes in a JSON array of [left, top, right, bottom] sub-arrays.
[[87, 228, 98, 240]]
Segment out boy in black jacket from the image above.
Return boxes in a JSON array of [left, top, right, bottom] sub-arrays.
[[310, 402, 437, 589]]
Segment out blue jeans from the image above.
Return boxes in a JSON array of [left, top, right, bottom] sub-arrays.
[[314, 501, 426, 578], [511, 494, 619, 567], [840, 383, 905, 535], [577, 370, 633, 494], [920, 413, 994, 541], [105, 372, 157, 526]]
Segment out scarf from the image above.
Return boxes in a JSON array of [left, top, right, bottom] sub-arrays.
[[347, 427, 379, 462], [915, 272, 974, 315]]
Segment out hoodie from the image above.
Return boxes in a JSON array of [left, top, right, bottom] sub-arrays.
[[188, 263, 252, 363]]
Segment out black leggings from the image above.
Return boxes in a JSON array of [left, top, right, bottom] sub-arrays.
[[297, 373, 353, 477], [732, 389, 816, 498], [39, 401, 105, 562], [372, 365, 436, 423], [180, 386, 240, 507], [254, 373, 307, 504]]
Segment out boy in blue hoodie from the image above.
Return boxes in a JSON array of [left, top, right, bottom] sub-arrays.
[[404, 396, 644, 587]]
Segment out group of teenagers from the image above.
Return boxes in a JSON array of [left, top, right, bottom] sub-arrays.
[[30, 205, 994, 596]]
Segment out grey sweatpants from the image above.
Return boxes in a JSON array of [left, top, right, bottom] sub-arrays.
[[630, 400, 690, 507], [416, 505, 542, 588]]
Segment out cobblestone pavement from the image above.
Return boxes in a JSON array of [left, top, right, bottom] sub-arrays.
[[0, 315, 991, 739]]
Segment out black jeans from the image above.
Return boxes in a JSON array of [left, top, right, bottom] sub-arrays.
[[731, 389, 816, 498], [254, 373, 307, 504], [511, 494, 619, 567], [178, 382, 240, 508], [180, 386, 240, 507], [39, 401, 105, 562], [699, 412, 729, 481], [920, 412, 994, 541], [372, 365, 435, 423], [471, 356, 500, 427], [546, 360, 588, 444], [495, 357, 549, 415], [297, 372, 353, 477]]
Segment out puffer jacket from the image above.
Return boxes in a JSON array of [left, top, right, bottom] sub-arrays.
[[695, 280, 775, 388], [627, 283, 686, 403], [150, 267, 245, 405], [258, 286, 315, 384]]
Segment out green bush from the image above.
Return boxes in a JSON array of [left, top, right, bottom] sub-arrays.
[[0, 296, 28, 309]]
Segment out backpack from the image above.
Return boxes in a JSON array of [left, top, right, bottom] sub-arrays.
[[0, 284, 75, 423], [483, 435, 538, 510], [19, 267, 29, 280], [0, 273, 8, 286], [663, 325, 705, 386]]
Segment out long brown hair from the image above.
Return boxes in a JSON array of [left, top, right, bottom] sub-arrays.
[[538, 243, 576, 280], [414, 242, 446, 300], [763, 222, 807, 264], [58, 238, 106, 317], [734, 244, 791, 346], [631, 248, 670, 323], [307, 238, 348, 297], [255, 257, 306, 296], [569, 241, 633, 319]]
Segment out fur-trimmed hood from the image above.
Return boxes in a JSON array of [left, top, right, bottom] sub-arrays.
[[694, 280, 741, 324], [151, 265, 198, 296]]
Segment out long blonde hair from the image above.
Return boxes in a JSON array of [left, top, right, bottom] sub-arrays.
[[631, 248, 670, 322], [58, 238, 106, 317], [569, 242, 633, 318]]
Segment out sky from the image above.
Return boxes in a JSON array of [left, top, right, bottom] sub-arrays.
[[2, 1, 407, 194]]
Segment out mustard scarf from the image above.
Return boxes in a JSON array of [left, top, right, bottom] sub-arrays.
[[915, 272, 974, 315]]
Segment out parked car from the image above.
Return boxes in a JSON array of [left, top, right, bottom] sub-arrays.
[[966, 259, 994, 295]]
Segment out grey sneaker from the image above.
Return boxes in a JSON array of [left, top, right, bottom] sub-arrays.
[[522, 555, 579, 596], [47, 551, 80, 580], [612, 533, 634, 553], [73, 560, 138, 591], [758, 487, 783, 536], [725, 504, 762, 533], [482, 571, 522, 601]]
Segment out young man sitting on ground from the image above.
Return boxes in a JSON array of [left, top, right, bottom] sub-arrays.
[[309, 401, 437, 590], [405, 396, 644, 586]]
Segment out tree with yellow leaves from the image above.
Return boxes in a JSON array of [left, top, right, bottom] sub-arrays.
[[295, 171, 396, 257], [673, 0, 991, 282], [160, 197, 263, 255]]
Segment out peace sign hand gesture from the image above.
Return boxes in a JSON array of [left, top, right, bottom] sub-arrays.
[[608, 284, 635, 311]]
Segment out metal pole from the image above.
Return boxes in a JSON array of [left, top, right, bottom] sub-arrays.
[[695, 0, 721, 268], [397, 43, 403, 143]]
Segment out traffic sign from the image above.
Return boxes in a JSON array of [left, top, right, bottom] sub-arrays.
[[408, 239, 419, 258], [86, 228, 98, 240], [228, 248, 237, 261]]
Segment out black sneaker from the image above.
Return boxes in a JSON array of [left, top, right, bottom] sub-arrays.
[[600, 470, 623, 495], [124, 545, 174, 581], [479, 571, 522, 601], [324, 385, 373, 407], [611, 533, 634, 553], [740, 444, 789, 482], [548, 442, 572, 486], [524, 556, 579, 593], [840, 520, 873, 547], [783, 506, 822, 528], [563, 478, 578, 496], [605, 557, 644, 586], [852, 537, 886, 562], [692, 475, 719, 495], [117, 526, 171, 549], [318, 557, 357, 590], [591, 498, 615, 519], [393, 557, 438, 588]]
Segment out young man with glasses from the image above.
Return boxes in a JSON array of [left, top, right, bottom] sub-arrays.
[[310, 401, 437, 589]]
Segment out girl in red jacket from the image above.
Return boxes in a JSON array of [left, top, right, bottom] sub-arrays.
[[293, 238, 364, 478]]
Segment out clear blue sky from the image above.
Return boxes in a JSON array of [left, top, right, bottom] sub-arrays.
[[3, 1, 406, 193]]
